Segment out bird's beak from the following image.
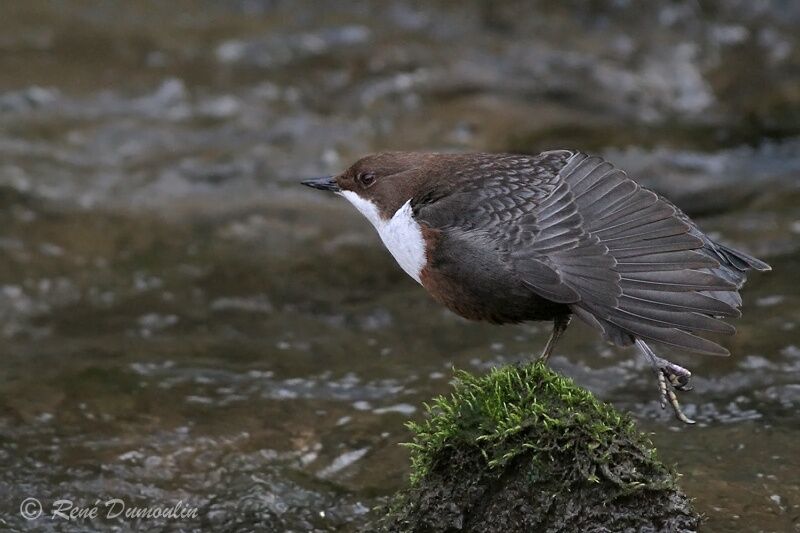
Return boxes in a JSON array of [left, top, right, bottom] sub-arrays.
[[301, 176, 340, 193]]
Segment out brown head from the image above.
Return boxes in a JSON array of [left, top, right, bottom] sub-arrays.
[[302, 152, 453, 220], [303, 151, 461, 284]]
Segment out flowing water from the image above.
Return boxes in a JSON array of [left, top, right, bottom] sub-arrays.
[[1, 1, 799, 531]]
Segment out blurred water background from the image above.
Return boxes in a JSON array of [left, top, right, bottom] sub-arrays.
[[0, 1, 799, 531]]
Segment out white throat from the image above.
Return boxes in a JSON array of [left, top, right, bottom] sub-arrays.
[[340, 191, 426, 284]]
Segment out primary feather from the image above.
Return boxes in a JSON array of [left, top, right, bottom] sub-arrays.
[[414, 150, 768, 355]]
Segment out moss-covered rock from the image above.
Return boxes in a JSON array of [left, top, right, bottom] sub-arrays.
[[376, 363, 699, 533]]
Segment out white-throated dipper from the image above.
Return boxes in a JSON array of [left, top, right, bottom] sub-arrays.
[[302, 151, 770, 423]]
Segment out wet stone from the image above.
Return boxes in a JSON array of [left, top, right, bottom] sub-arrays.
[[374, 364, 699, 533]]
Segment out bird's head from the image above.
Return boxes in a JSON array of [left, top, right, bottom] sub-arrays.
[[302, 152, 445, 222]]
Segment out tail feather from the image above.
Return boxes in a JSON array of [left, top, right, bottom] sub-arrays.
[[559, 152, 770, 356], [715, 243, 771, 272]]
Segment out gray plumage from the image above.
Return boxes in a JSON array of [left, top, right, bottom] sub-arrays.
[[302, 149, 771, 423], [412, 150, 770, 356]]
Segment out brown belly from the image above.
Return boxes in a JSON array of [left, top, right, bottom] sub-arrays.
[[420, 265, 570, 325]]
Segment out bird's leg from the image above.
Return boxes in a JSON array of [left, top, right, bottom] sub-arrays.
[[635, 339, 695, 424], [537, 315, 572, 364]]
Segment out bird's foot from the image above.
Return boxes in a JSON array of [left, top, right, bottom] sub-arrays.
[[652, 358, 695, 425], [635, 339, 695, 425]]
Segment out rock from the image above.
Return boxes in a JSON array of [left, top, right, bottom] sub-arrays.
[[374, 363, 699, 533]]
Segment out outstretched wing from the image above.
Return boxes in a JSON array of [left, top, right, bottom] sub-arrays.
[[553, 153, 740, 355], [417, 151, 755, 355]]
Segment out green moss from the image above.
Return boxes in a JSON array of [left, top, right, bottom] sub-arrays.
[[378, 363, 698, 531], [404, 362, 670, 493]]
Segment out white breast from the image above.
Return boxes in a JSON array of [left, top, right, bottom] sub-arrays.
[[340, 191, 426, 284]]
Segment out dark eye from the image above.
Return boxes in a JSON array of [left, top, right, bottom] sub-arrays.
[[356, 172, 376, 187]]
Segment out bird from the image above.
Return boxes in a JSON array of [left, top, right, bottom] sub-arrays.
[[302, 150, 770, 424]]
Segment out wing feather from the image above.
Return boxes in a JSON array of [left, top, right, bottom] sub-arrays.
[[414, 150, 767, 355], [551, 153, 748, 354]]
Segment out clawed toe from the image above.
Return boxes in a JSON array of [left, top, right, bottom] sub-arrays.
[[636, 339, 696, 425], [655, 367, 696, 424], [664, 365, 693, 392]]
